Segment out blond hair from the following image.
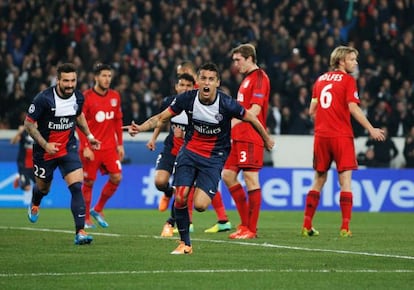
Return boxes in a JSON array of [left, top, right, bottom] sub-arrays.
[[329, 46, 359, 70]]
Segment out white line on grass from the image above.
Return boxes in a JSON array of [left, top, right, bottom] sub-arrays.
[[1, 268, 414, 278], [2, 226, 414, 261], [0, 226, 120, 237], [189, 237, 414, 261]]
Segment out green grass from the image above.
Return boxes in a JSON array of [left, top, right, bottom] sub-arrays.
[[0, 209, 413, 290]]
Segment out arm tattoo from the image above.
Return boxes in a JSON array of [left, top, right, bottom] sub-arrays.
[[24, 121, 47, 148]]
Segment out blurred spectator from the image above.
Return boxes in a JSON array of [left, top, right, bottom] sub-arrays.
[[267, 93, 283, 135], [0, 0, 412, 135], [403, 126, 414, 168], [364, 126, 399, 167]]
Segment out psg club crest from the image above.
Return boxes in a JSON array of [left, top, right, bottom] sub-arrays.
[[215, 113, 223, 122], [28, 104, 35, 114]]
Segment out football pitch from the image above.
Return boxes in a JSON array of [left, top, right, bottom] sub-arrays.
[[1, 209, 413, 289]]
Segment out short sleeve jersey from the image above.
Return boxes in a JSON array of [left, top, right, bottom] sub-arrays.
[[169, 90, 246, 158], [159, 95, 189, 156], [78, 88, 123, 151], [312, 71, 360, 137], [26, 86, 84, 161], [232, 68, 270, 145]]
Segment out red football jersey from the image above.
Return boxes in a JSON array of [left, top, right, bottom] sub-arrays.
[[231, 68, 270, 145], [78, 88, 123, 151], [312, 71, 360, 137]]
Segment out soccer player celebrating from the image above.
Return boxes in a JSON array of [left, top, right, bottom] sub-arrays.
[[77, 63, 124, 228], [154, 61, 231, 237], [223, 43, 271, 239], [125, 63, 274, 254], [302, 46, 385, 237], [25, 62, 100, 245]]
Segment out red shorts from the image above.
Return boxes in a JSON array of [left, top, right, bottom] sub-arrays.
[[80, 148, 122, 180], [224, 141, 263, 172], [313, 136, 357, 172]]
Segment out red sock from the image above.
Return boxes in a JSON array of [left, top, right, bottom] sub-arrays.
[[340, 191, 353, 231], [247, 189, 261, 233], [94, 180, 118, 212], [212, 191, 228, 222], [82, 183, 93, 220], [229, 184, 249, 226], [303, 190, 320, 229], [187, 187, 194, 223]]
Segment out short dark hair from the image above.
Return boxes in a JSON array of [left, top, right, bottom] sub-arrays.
[[57, 63, 77, 79], [198, 62, 220, 80], [177, 73, 195, 85], [93, 63, 112, 75]]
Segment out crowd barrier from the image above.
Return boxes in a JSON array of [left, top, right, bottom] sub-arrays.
[[1, 162, 412, 212], [1, 131, 411, 211]]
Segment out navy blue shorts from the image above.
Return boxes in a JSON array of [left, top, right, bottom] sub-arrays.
[[33, 148, 82, 183], [155, 151, 176, 173], [173, 148, 227, 199]]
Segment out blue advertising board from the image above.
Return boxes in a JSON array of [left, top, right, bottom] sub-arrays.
[[1, 162, 413, 212]]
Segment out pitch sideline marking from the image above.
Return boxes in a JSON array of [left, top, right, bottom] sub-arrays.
[[189, 237, 414, 261], [1, 268, 414, 277], [1, 226, 413, 278], [2, 226, 414, 261]]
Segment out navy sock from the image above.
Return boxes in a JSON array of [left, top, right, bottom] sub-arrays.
[[175, 207, 191, 246], [167, 206, 175, 226], [165, 186, 174, 198], [170, 202, 175, 219], [69, 182, 85, 233], [32, 184, 47, 206]]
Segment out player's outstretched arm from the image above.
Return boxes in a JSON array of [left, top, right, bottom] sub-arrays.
[[123, 108, 174, 137]]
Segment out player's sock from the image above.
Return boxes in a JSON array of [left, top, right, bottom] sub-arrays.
[[170, 201, 176, 220], [175, 206, 191, 246], [340, 191, 353, 231], [229, 184, 249, 226], [69, 182, 86, 233], [82, 182, 93, 221], [247, 189, 261, 233], [31, 184, 47, 206], [94, 180, 118, 212], [212, 191, 228, 221], [303, 190, 320, 229], [164, 186, 174, 198]]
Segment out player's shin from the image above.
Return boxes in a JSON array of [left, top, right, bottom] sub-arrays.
[[69, 182, 86, 232]]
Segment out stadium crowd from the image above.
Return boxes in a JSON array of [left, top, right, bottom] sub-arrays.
[[1, 0, 413, 139]]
